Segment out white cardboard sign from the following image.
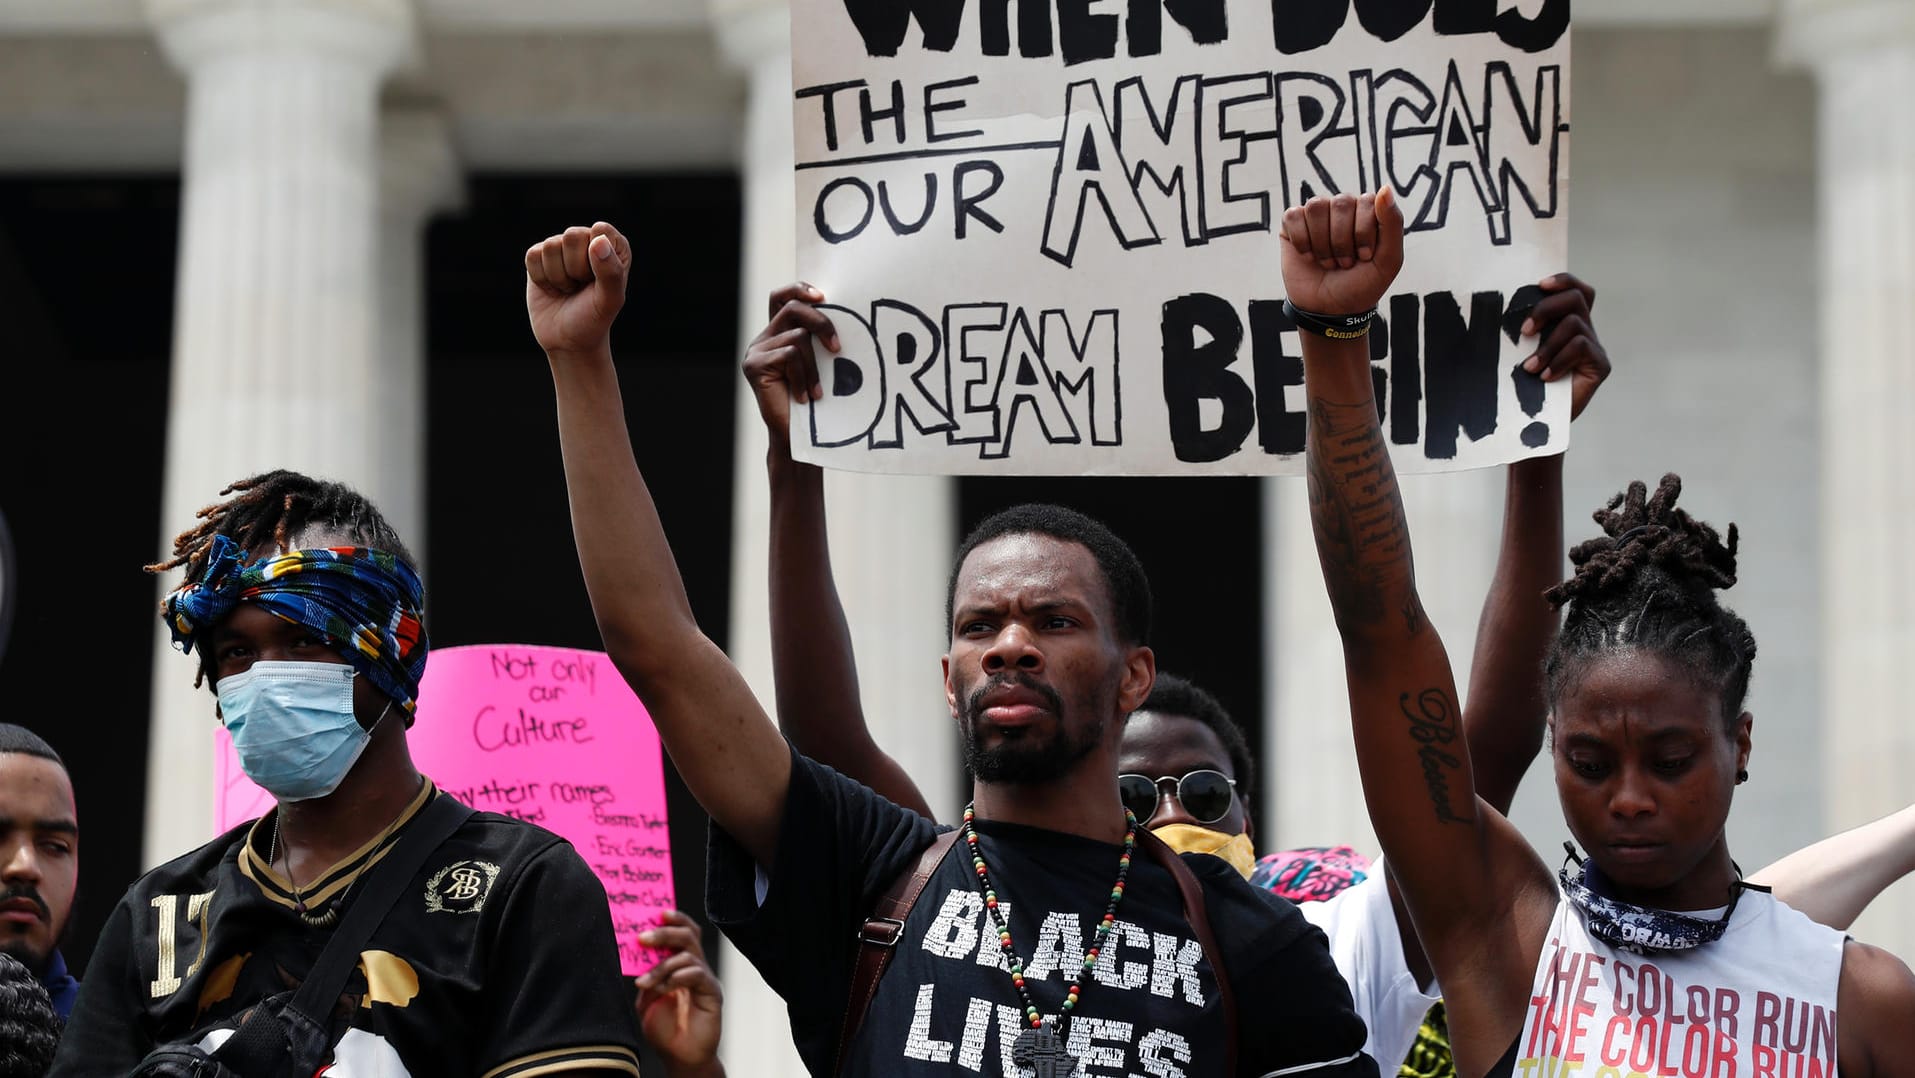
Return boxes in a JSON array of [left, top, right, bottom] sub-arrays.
[[788, 0, 1572, 476]]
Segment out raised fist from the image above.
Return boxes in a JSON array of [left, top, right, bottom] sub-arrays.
[[1278, 187, 1404, 318], [526, 221, 631, 357]]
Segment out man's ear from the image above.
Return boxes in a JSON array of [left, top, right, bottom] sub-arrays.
[[942, 654, 959, 721], [1117, 646, 1156, 715], [1734, 710, 1753, 773]]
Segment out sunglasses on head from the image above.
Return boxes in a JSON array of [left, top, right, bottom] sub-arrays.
[[1118, 769, 1238, 825]]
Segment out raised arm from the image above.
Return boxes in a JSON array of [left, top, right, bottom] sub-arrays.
[[1285, 189, 1555, 1066], [1465, 274, 1609, 813], [1380, 276, 1610, 993], [745, 286, 935, 819], [1748, 803, 1915, 931], [527, 223, 791, 867]]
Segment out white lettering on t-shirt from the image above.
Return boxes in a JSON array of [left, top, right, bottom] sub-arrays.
[[1092, 920, 1153, 991], [894, 985, 1209, 1078], [1151, 932, 1207, 1004], [1138, 1028, 1193, 1078], [1068, 1016, 1135, 1075], [905, 983, 955, 1063], [1026, 911, 1089, 982], [924, 890, 984, 959]]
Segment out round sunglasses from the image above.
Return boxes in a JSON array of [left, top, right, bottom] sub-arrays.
[[1118, 769, 1239, 825]]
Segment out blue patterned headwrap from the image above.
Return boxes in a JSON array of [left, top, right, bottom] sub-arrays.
[[161, 534, 430, 715]]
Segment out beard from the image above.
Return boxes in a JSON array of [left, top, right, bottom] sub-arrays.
[[0, 884, 53, 975], [0, 934, 48, 977], [959, 672, 1107, 783]]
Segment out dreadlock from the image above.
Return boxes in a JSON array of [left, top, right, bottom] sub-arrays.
[[145, 471, 418, 689], [146, 470, 417, 583], [1542, 474, 1755, 730]]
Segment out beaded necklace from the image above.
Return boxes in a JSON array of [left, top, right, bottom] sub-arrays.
[[961, 802, 1137, 1078]]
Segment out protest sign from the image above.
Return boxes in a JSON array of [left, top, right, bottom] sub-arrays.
[[788, 0, 1571, 475], [216, 644, 675, 976]]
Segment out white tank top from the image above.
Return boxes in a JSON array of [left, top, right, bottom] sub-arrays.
[[1514, 888, 1845, 1078]]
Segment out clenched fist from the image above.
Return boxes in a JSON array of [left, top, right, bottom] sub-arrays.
[[526, 221, 632, 357], [1278, 187, 1404, 318]]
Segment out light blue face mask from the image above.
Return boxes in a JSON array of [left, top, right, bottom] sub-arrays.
[[217, 661, 378, 802]]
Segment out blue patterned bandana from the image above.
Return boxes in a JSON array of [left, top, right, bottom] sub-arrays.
[[161, 533, 429, 716], [1559, 843, 1756, 955]]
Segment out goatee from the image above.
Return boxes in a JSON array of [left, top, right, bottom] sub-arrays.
[[960, 673, 1103, 783]]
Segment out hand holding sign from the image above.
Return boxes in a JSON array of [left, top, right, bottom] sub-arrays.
[[526, 222, 632, 359], [1279, 187, 1406, 318], [745, 283, 840, 445], [1521, 274, 1610, 420]]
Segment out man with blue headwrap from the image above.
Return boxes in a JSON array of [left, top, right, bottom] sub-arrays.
[[50, 471, 647, 1078]]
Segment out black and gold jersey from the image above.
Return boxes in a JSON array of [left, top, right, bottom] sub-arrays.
[[51, 782, 643, 1078]]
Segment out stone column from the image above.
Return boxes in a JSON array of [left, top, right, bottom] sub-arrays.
[[143, 0, 415, 867], [376, 106, 463, 554], [713, 2, 957, 1074], [1262, 469, 1502, 855], [1780, 0, 1915, 957]]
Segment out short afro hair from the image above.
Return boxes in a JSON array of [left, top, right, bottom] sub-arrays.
[[948, 503, 1152, 646], [0, 725, 61, 769], [1135, 672, 1256, 808]]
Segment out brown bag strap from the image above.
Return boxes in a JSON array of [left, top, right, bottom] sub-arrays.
[[835, 829, 962, 1076], [1136, 826, 1239, 1077]]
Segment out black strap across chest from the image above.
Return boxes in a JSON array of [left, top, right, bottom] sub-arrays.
[[214, 793, 474, 1071]]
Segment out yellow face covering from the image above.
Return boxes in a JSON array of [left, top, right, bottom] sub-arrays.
[[1151, 823, 1257, 879]]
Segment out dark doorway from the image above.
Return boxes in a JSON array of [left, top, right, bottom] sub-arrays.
[[0, 177, 180, 972]]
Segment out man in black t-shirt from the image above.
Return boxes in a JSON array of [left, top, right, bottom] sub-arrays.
[[530, 220, 1376, 1077], [51, 472, 642, 1077]]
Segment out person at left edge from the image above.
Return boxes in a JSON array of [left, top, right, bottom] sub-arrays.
[[0, 725, 80, 1024], [48, 472, 644, 1078]]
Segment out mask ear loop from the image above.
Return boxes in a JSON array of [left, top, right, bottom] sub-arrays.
[[365, 697, 395, 734]]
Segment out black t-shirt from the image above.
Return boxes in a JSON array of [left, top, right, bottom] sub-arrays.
[[50, 782, 643, 1078], [710, 750, 1379, 1078]]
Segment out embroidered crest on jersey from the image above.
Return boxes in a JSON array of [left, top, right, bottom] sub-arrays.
[[424, 860, 500, 914]]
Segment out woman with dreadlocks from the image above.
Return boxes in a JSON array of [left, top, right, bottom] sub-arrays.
[[1282, 186, 1915, 1078], [50, 471, 655, 1078]]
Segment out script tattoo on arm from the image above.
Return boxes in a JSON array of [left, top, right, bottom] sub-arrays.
[[1402, 687, 1474, 824], [1306, 396, 1415, 632]]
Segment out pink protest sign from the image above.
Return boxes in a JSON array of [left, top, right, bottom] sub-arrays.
[[215, 644, 675, 976]]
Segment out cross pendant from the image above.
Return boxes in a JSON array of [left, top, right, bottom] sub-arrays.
[[1012, 1024, 1077, 1078]]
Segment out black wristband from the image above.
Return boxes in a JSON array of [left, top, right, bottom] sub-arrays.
[[1283, 299, 1377, 340]]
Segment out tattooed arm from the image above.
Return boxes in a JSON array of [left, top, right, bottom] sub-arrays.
[[1284, 189, 1557, 1072]]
